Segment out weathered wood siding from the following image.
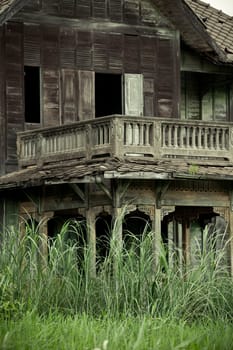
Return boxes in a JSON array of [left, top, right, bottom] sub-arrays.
[[0, 0, 180, 173], [0, 26, 5, 175], [5, 22, 24, 173]]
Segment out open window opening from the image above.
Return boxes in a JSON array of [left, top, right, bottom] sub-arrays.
[[95, 73, 122, 118], [24, 66, 41, 123], [161, 206, 229, 268]]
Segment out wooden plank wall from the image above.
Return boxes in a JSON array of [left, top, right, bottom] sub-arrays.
[[5, 22, 24, 173], [0, 0, 179, 172], [0, 26, 5, 175]]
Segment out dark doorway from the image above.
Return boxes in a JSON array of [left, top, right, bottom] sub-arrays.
[[95, 73, 122, 118], [24, 66, 40, 123], [95, 212, 112, 264], [47, 213, 87, 267], [123, 209, 151, 251]]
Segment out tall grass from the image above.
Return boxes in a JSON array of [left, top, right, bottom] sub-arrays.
[[0, 215, 233, 322]]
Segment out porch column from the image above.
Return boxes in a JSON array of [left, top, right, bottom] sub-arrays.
[[152, 207, 162, 270], [38, 212, 54, 266], [182, 220, 190, 267], [112, 207, 123, 251], [112, 179, 123, 274], [86, 209, 96, 277]]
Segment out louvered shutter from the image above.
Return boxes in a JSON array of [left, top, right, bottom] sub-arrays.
[[61, 69, 77, 124], [42, 69, 60, 127], [124, 74, 143, 116], [157, 37, 179, 118], [78, 70, 94, 121]]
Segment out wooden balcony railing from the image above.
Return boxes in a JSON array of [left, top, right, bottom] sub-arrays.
[[17, 115, 233, 168]]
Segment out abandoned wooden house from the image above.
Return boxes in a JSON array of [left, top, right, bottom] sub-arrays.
[[0, 0, 233, 271]]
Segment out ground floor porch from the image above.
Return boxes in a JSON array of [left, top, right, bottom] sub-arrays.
[[1, 176, 232, 275]]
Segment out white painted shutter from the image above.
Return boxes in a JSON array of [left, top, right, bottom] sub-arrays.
[[124, 74, 143, 116]]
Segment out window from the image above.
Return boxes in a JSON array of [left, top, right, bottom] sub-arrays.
[[95, 73, 143, 118], [24, 66, 40, 123]]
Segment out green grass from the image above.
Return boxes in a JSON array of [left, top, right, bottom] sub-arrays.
[[0, 217, 233, 349], [0, 313, 233, 350]]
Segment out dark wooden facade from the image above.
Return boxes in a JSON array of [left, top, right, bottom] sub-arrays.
[[0, 0, 233, 273]]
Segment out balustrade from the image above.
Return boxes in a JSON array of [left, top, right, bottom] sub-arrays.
[[162, 123, 229, 153], [17, 116, 233, 167]]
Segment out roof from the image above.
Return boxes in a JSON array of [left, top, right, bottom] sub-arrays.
[[0, 0, 29, 24], [0, 157, 233, 190], [154, 0, 230, 62], [186, 0, 233, 59]]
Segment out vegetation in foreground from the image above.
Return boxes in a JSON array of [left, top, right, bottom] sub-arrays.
[[1, 313, 233, 350], [0, 216, 233, 349]]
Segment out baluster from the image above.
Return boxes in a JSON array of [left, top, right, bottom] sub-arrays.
[[68, 133, 71, 150], [216, 129, 220, 150], [222, 129, 226, 149], [174, 125, 178, 148], [162, 125, 166, 147], [56, 135, 59, 152], [180, 126, 184, 148], [61, 134, 65, 152], [168, 125, 172, 147], [125, 123, 131, 145], [44, 138, 48, 154], [132, 123, 137, 145], [210, 128, 214, 149], [139, 123, 144, 145], [25, 141, 27, 158], [204, 128, 208, 149], [191, 127, 196, 148], [104, 125, 108, 144], [145, 124, 150, 146], [186, 127, 190, 148], [197, 127, 202, 149]]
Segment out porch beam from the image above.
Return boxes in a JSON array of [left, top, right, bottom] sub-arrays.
[[69, 183, 85, 202]]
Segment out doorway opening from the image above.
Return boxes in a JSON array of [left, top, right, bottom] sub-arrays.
[[95, 73, 122, 118], [123, 209, 152, 252], [95, 211, 112, 264]]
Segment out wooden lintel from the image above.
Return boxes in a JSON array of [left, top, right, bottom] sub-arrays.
[[44, 176, 97, 185], [104, 171, 170, 180], [69, 183, 85, 202]]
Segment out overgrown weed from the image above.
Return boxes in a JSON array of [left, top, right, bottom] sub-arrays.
[[0, 216, 232, 322]]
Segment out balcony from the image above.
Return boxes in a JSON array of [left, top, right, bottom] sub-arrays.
[[17, 115, 233, 168]]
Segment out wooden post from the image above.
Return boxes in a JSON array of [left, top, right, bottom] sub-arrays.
[[112, 179, 123, 275], [39, 212, 53, 267], [152, 207, 162, 270], [86, 209, 96, 277], [182, 220, 190, 267]]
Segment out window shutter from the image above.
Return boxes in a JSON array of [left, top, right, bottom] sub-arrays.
[[42, 69, 60, 127], [78, 70, 94, 121], [61, 69, 77, 124], [124, 74, 143, 116]]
